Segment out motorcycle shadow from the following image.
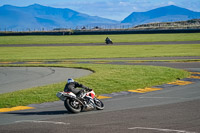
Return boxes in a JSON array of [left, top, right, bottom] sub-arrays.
[[8, 109, 102, 115], [8, 110, 70, 115]]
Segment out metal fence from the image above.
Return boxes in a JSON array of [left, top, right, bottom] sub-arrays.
[[0, 24, 135, 32]]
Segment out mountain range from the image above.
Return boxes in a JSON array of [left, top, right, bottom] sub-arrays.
[[0, 4, 118, 30], [0, 4, 200, 31], [122, 5, 200, 25]]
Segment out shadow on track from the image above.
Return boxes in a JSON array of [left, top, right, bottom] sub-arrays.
[[7, 110, 69, 115]]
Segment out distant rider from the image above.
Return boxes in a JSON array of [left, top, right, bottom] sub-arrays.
[[64, 78, 92, 98], [105, 37, 112, 44]]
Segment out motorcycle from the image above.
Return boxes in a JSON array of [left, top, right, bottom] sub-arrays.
[[56, 89, 104, 113], [105, 39, 113, 44]]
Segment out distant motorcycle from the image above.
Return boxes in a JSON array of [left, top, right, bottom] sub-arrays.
[[105, 37, 113, 44], [56, 89, 104, 113], [105, 40, 113, 44]]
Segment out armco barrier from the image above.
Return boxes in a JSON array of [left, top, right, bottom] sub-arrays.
[[0, 29, 200, 36], [0, 31, 72, 36], [72, 29, 200, 35]]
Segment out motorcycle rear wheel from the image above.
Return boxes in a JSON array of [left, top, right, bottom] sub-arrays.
[[94, 98, 104, 110], [64, 98, 81, 113]]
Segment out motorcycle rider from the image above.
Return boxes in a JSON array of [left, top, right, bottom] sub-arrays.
[[105, 37, 112, 44], [64, 78, 92, 99]]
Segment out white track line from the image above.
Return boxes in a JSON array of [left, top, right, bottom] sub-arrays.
[[15, 120, 69, 125], [128, 127, 196, 133]]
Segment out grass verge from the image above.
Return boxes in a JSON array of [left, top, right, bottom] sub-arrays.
[[0, 64, 190, 108], [0, 33, 200, 45], [0, 44, 200, 61]]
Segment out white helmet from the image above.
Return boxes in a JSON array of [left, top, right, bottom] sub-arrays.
[[67, 78, 74, 83]]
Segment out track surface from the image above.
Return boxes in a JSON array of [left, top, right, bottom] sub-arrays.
[[0, 67, 92, 94], [1, 40, 200, 47], [0, 42, 200, 133], [1, 66, 200, 133]]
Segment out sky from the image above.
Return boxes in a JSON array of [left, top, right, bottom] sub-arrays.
[[0, 0, 200, 20]]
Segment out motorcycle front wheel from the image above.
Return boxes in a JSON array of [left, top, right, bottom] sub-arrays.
[[64, 98, 81, 113], [94, 98, 104, 110]]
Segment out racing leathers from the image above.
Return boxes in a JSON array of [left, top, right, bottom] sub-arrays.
[[64, 81, 91, 98]]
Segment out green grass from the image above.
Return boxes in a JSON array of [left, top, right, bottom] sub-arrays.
[[0, 33, 200, 44], [0, 64, 190, 108], [0, 44, 200, 61]]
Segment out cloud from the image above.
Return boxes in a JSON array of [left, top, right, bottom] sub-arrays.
[[168, 1, 176, 5], [119, 1, 130, 6]]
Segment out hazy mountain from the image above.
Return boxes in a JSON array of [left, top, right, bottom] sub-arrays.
[[0, 4, 118, 30], [121, 5, 200, 26]]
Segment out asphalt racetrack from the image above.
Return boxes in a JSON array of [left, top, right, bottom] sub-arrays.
[[0, 42, 200, 133], [0, 67, 93, 94]]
